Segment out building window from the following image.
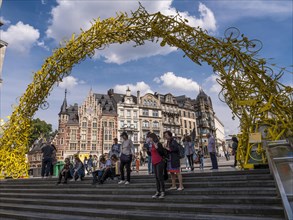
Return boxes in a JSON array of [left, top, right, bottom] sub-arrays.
[[37, 155, 41, 161], [70, 143, 77, 150], [153, 121, 159, 128], [61, 129, 64, 133], [120, 110, 124, 117], [92, 131, 97, 141], [109, 121, 114, 128], [134, 121, 138, 129], [103, 121, 107, 128], [127, 110, 131, 117], [81, 130, 86, 141], [60, 138, 64, 145], [81, 143, 86, 150], [183, 111, 186, 117], [133, 133, 138, 142], [143, 121, 149, 128], [120, 120, 124, 128], [109, 130, 113, 141], [92, 144, 96, 151], [93, 119, 97, 128], [153, 110, 159, 117], [32, 156, 36, 161], [127, 120, 131, 127], [70, 129, 77, 141], [82, 121, 87, 128], [143, 109, 149, 116], [133, 111, 138, 118]]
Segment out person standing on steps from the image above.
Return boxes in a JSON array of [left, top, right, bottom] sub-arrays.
[[207, 133, 218, 170], [41, 140, 55, 178], [143, 132, 153, 174], [149, 133, 167, 199], [231, 136, 239, 167], [118, 132, 134, 185], [163, 131, 184, 191], [183, 136, 195, 171]]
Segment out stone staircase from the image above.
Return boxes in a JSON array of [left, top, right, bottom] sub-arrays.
[[0, 169, 286, 220]]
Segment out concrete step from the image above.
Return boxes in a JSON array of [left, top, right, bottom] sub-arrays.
[[1, 174, 275, 185], [0, 202, 284, 219], [1, 169, 271, 183], [0, 180, 276, 189], [0, 192, 282, 205], [0, 208, 284, 220], [0, 187, 278, 196]]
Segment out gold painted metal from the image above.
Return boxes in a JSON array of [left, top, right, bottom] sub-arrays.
[[0, 5, 292, 178]]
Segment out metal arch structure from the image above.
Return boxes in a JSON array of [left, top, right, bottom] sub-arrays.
[[0, 5, 292, 178]]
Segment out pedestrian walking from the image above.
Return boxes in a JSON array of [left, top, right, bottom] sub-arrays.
[[148, 133, 168, 199], [118, 132, 134, 185], [163, 131, 184, 191], [207, 133, 218, 170], [183, 136, 195, 171], [232, 136, 239, 167], [41, 141, 55, 178]]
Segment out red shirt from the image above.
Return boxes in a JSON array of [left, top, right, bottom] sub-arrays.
[[151, 144, 162, 165]]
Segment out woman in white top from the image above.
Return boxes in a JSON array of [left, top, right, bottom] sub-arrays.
[[183, 136, 195, 171], [118, 132, 134, 185]]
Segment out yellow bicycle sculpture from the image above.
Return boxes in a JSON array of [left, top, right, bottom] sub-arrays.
[[0, 5, 292, 178]]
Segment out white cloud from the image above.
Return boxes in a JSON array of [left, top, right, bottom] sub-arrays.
[[114, 81, 153, 95], [211, 1, 292, 22], [46, 1, 217, 64], [58, 76, 82, 89], [204, 74, 221, 94], [155, 72, 200, 92], [0, 16, 11, 25], [0, 21, 40, 54]]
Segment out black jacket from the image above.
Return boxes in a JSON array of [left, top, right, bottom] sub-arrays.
[[156, 142, 168, 159], [168, 139, 180, 168]]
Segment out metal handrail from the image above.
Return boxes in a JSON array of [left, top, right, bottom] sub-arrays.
[[266, 140, 293, 220]]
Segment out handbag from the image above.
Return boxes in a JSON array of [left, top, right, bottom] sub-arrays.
[[120, 153, 132, 163]]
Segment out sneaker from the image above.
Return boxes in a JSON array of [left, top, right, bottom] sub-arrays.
[[118, 180, 125, 184], [152, 192, 160, 199], [124, 181, 130, 185], [76, 178, 81, 182], [159, 192, 165, 199], [70, 179, 75, 182], [167, 186, 177, 191], [177, 187, 184, 191]]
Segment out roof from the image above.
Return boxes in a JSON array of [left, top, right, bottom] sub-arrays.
[[94, 93, 117, 115], [67, 104, 79, 125]]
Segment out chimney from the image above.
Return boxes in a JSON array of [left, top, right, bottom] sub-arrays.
[[137, 91, 140, 104], [108, 89, 114, 97]]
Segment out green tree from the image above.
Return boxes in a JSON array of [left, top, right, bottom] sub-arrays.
[[28, 118, 53, 148]]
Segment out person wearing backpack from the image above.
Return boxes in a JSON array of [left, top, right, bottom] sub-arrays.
[[149, 133, 168, 199], [163, 131, 184, 191]]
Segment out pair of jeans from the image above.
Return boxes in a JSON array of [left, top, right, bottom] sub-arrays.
[[154, 160, 165, 193], [200, 157, 204, 169], [58, 170, 71, 183], [209, 152, 218, 169], [148, 156, 153, 173], [120, 160, 131, 182], [92, 170, 104, 183], [41, 157, 52, 177], [71, 168, 85, 180], [234, 150, 237, 166], [187, 154, 194, 170]]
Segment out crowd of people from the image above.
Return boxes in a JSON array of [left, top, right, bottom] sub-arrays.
[[41, 131, 239, 199]]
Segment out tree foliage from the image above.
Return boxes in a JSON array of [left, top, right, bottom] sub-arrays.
[[28, 118, 53, 148]]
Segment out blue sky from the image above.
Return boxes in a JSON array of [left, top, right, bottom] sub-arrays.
[[0, 0, 292, 136]]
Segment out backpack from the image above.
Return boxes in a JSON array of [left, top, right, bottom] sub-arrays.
[[178, 144, 185, 159]]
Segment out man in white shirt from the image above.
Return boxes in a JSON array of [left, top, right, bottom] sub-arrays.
[[207, 133, 218, 170]]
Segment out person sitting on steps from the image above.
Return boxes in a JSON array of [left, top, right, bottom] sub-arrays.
[[56, 158, 73, 184]]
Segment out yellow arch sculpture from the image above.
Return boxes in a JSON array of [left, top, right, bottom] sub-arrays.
[[0, 5, 292, 178]]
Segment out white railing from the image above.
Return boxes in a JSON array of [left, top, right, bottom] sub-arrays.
[[266, 139, 293, 220]]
